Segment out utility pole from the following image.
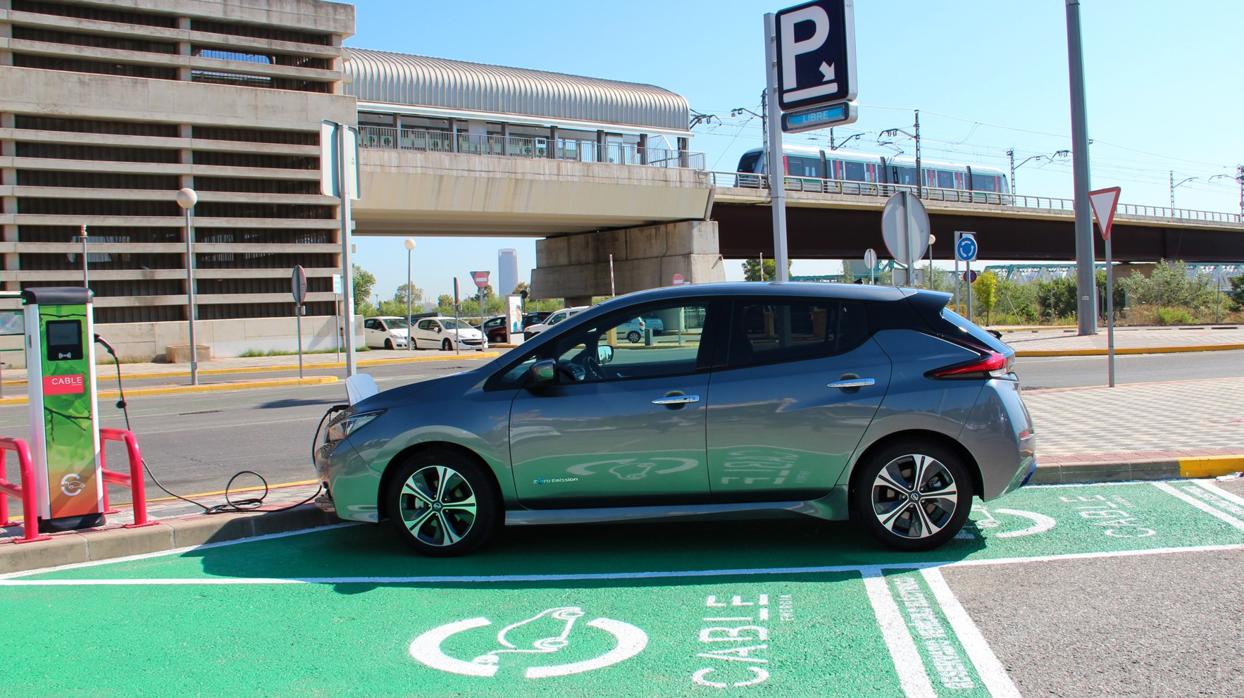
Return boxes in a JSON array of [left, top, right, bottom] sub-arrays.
[[1239, 165, 1243, 217], [914, 109, 922, 198], [1007, 149, 1016, 195], [1065, 0, 1097, 336]]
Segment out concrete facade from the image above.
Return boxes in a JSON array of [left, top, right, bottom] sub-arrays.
[[531, 220, 726, 301], [0, 0, 355, 325]]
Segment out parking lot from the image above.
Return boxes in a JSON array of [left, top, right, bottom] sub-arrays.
[[3, 479, 1242, 696]]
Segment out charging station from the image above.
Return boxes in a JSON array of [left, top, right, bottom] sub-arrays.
[[22, 287, 105, 531]]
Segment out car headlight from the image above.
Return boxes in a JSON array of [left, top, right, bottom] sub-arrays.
[[326, 409, 385, 443]]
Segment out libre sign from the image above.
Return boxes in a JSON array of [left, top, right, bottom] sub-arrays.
[[775, 0, 856, 111]]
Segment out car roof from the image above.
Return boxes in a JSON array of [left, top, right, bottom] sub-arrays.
[[592, 282, 916, 310], [369, 315, 401, 320]]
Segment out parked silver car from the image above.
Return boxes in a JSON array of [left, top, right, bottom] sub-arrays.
[[316, 283, 1036, 556]]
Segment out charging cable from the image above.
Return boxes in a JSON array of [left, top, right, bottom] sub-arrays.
[[95, 334, 324, 515]]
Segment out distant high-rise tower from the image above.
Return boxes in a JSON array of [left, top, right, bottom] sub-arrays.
[[498, 249, 519, 296]]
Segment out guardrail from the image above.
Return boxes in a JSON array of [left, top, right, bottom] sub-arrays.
[[709, 171, 1244, 225], [359, 126, 706, 170], [0, 436, 52, 543]]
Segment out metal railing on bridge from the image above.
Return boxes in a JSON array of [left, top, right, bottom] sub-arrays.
[[359, 126, 706, 170], [710, 171, 1243, 226]]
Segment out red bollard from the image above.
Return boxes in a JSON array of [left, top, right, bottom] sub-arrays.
[[0, 436, 53, 544], [99, 428, 156, 528]]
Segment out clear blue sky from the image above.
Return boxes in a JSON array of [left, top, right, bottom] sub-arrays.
[[348, 0, 1244, 302]]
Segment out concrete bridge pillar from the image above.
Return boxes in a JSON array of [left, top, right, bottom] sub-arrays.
[[531, 220, 726, 301]]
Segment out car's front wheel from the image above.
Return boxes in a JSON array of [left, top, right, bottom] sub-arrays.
[[852, 439, 972, 551], [386, 449, 498, 557], [384, 338, 394, 350], [441, 338, 452, 351]]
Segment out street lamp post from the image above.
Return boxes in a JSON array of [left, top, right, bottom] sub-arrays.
[[404, 238, 416, 351], [175, 187, 199, 386], [1006, 149, 1070, 195], [1169, 171, 1197, 212]]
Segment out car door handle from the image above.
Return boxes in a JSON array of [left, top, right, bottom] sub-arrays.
[[827, 377, 875, 390], [652, 394, 700, 406]]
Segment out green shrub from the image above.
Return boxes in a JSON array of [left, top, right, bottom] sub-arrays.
[[1228, 275, 1244, 312], [1118, 260, 1214, 310], [1154, 306, 1194, 326], [1036, 277, 1077, 321], [995, 278, 1039, 323]]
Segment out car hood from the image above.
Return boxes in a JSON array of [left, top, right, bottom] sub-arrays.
[[353, 368, 477, 411], [450, 328, 483, 339]]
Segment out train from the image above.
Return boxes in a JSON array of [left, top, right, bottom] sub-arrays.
[[735, 145, 1010, 194]]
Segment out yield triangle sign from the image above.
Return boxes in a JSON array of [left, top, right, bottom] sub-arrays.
[[1088, 187, 1121, 241]]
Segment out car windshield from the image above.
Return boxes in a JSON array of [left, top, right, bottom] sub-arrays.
[[385, 317, 408, 329], [440, 319, 464, 330]]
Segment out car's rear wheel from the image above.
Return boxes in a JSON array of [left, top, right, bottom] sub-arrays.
[[852, 440, 972, 551], [386, 450, 498, 557], [441, 338, 452, 351], [626, 330, 641, 343]]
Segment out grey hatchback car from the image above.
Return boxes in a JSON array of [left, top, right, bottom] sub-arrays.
[[315, 283, 1036, 556]]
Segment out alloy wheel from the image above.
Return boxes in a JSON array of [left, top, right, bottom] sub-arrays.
[[398, 465, 478, 548], [870, 453, 959, 540]]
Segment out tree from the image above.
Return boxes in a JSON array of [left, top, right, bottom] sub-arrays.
[[742, 256, 780, 281], [512, 281, 529, 298], [1228, 275, 1244, 312], [436, 294, 454, 315], [352, 264, 375, 315], [974, 271, 999, 325]]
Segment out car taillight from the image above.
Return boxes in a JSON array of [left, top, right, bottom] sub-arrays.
[[930, 351, 1013, 379]]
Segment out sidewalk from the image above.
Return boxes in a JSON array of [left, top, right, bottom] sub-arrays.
[[999, 325, 1244, 357], [1024, 376, 1244, 482]]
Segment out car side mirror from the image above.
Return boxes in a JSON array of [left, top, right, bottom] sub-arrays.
[[528, 359, 557, 387], [597, 345, 614, 364], [435, 326, 442, 333]]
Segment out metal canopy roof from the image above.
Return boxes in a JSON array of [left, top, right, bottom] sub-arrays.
[[343, 48, 691, 136]]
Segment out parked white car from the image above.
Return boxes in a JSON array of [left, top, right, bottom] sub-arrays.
[[411, 316, 488, 351], [522, 306, 589, 340], [363, 316, 409, 349]]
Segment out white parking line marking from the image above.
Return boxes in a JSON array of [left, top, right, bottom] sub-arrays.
[[6, 542, 1244, 585], [1152, 482, 1244, 532], [921, 568, 1022, 698], [860, 568, 936, 698], [1194, 480, 1244, 507]]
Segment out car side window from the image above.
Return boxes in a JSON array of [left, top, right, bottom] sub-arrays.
[[551, 302, 711, 384], [364, 319, 378, 330], [728, 299, 868, 368], [417, 320, 432, 331]]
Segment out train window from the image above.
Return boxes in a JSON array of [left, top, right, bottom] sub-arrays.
[[738, 152, 761, 173], [844, 161, 866, 181], [973, 174, 997, 192], [937, 171, 955, 189], [787, 156, 822, 177], [866, 164, 877, 182], [895, 167, 917, 185]]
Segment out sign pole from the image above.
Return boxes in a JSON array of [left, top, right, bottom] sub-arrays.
[[338, 123, 358, 378], [960, 257, 970, 321], [954, 255, 960, 312], [296, 304, 304, 379], [334, 295, 341, 363], [1105, 235, 1115, 387], [452, 278, 461, 356], [80, 224, 89, 289], [764, 12, 790, 282]]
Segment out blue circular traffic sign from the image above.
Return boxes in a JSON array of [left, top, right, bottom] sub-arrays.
[[956, 235, 978, 262]]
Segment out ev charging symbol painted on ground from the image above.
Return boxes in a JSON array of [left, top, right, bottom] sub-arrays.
[[409, 607, 648, 679], [974, 507, 1056, 538]]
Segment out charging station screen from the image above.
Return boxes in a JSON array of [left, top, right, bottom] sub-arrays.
[[45, 320, 83, 361]]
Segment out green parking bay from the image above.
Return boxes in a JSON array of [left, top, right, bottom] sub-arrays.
[[3, 481, 1243, 695]]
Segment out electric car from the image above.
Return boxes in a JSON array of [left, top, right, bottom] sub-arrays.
[[315, 283, 1036, 557]]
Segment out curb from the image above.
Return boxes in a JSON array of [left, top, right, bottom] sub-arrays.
[[0, 375, 337, 406], [1015, 343, 1244, 358], [0, 505, 339, 575], [1032, 455, 1244, 485], [0, 351, 501, 388]]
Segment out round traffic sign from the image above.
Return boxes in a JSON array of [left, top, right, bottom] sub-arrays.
[[963, 270, 979, 284], [880, 192, 931, 266], [863, 248, 877, 269], [671, 273, 685, 286], [955, 235, 978, 262]]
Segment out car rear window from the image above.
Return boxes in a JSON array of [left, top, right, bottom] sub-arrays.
[[939, 308, 1010, 354]]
